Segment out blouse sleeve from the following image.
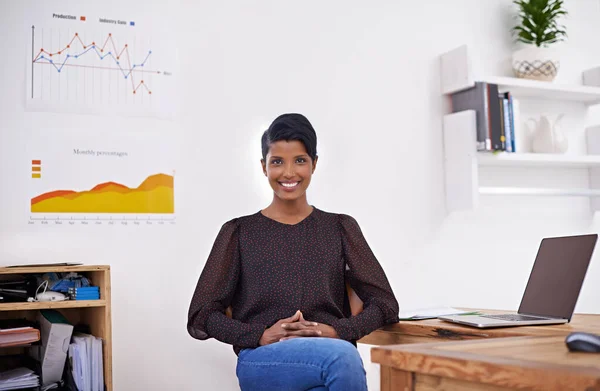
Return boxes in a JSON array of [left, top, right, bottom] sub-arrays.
[[187, 219, 266, 348], [330, 214, 400, 341]]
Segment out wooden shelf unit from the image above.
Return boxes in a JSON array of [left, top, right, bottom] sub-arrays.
[[0, 265, 112, 391], [440, 45, 600, 213], [0, 300, 107, 311]]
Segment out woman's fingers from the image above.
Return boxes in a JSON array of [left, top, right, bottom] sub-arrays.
[[283, 328, 322, 337], [285, 310, 302, 322], [279, 336, 300, 342], [281, 321, 318, 330]]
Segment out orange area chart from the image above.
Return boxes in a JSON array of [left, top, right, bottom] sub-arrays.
[[31, 173, 174, 214]]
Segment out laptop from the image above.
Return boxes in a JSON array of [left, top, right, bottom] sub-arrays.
[[439, 234, 598, 328]]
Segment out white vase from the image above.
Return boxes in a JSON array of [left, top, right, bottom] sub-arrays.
[[527, 114, 568, 154], [512, 46, 560, 81]]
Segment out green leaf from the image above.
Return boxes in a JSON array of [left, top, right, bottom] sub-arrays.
[[517, 30, 535, 43], [522, 18, 536, 32], [513, 0, 567, 45]]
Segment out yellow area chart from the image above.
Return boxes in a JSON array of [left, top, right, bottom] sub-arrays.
[[31, 173, 174, 214]]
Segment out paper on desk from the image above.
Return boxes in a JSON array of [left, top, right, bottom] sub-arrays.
[[398, 306, 480, 320]]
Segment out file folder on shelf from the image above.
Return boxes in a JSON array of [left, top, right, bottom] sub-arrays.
[[0, 319, 40, 348], [0, 327, 40, 348], [70, 333, 104, 391]]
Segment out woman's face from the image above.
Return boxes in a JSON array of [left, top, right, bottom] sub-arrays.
[[261, 140, 317, 202]]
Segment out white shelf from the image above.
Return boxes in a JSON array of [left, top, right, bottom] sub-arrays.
[[440, 45, 600, 105], [442, 111, 600, 213], [479, 76, 600, 105], [440, 45, 600, 213], [477, 153, 600, 168], [480, 187, 600, 197]]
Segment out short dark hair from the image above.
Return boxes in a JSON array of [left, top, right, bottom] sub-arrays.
[[261, 113, 318, 161]]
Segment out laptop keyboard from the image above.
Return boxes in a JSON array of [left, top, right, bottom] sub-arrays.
[[480, 314, 549, 322]]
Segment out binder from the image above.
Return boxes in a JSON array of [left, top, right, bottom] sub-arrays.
[[29, 310, 74, 386]]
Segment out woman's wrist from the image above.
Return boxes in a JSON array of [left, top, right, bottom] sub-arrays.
[[318, 323, 339, 339]]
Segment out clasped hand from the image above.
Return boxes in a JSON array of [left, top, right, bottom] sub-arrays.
[[259, 310, 339, 346]]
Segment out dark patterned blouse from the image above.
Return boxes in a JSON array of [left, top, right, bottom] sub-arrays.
[[187, 207, 400, 355]]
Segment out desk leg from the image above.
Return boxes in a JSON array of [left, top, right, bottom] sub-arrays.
[[380, 365, 413, 391]]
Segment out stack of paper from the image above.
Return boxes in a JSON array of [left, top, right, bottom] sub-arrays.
[[398, 306, 481, 320], [69, 333, 103, 391], [0, 367, 39, 390], [0, 326, 40, 348]]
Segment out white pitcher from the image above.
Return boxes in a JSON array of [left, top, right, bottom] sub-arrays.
[[527, 114, 568, 154]]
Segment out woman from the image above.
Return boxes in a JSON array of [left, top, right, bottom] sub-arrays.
[[187, 113, 399, 390]]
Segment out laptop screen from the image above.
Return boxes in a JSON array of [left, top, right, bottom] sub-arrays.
[[518, 234, 597, 320]]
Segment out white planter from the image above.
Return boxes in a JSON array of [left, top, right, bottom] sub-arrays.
[[512, 46, 560, 81]]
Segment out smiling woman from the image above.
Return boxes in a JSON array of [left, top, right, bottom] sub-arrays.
[[261, 140, 314, 207], [187, 113, 399, 391], [259, 115, 318, 223]]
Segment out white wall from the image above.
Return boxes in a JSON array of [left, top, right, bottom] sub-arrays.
[[1, 0, 600, 390]]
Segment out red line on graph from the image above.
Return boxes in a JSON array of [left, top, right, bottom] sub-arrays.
[[34, 61, 160, 74], [133, 80, 151, 94], [100, 35, 110, 52], [32, 32, 141, 81], [125, 46, 135, 90], [32, 32, 157, 95], [35, 33, 119, 57], [117, 45, 126, 59]]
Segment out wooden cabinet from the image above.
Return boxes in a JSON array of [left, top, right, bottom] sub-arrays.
[[0, 264, 112, 390]]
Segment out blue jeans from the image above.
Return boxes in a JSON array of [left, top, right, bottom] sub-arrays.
[[236, 338, 368, 391]]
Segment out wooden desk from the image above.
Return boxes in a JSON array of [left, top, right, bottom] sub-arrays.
[[365, 311, 600, 391]]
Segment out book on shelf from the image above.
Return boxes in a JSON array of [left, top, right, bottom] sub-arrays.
[[503, 92, 516, 152], [450, 82, 519, 153]]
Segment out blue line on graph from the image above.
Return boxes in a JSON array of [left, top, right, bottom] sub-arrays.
[[33, 45, 152, 78]]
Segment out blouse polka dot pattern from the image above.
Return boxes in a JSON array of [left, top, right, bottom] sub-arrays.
[[187, 207, 400, 355]]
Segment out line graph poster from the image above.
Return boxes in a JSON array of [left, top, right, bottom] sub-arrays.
[[26, 129, 177, 226], [25, 11, 176, 119]]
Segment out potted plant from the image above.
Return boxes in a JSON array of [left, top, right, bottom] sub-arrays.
[[511, 0, 568, 81]]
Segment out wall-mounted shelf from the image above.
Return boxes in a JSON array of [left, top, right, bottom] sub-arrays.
[[440, 45, 600, 213], [477, 153, 600, 168], [440, 45, 600, 105], [480, 187, 600, 197], [442, 110, 600, 212], [478, 76, 600, 105]]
